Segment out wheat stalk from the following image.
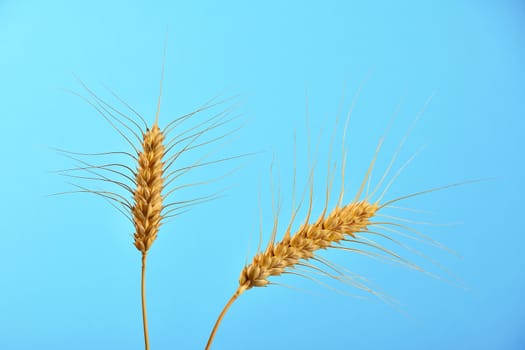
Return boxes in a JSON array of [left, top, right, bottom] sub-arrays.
[[133, 90, 165, 349], [204, 96, 469, 350], [55, 47, 245, 350]]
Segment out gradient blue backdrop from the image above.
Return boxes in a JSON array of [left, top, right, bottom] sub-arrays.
[[1, 1, 524, 349]]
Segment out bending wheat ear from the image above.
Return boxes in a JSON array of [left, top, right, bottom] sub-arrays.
[[204, 98, 481, 350], [54, 48, 247, 350]]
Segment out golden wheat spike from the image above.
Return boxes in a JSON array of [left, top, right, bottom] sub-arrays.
[[203, 93, 470, 350], [132, 124, 166, 254], [58, 41, 247, 349], [133, 123, 166, 350], [205, 200, 380, 350]]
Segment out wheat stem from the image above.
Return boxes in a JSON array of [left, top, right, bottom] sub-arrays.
[[205, 287, 245, 350], [141, 252, 150, 350]]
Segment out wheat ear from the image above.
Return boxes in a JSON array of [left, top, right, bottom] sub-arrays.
[[130, 38, 169, 349], [204, 97, 465, 349], [205, 199, 379, 349], [55, 44, 246, 348], [133, 119, 165, 350]]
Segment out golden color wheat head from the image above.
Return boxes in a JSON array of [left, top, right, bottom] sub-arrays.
[[203, 94, 475, 350], [132, 122, 165, 254], [56, 50, 243, 350], [239, 200, 379, 291]]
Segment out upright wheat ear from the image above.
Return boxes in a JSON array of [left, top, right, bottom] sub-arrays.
[[133, 120, 165, 350], [133, 123, 165, 254], [56, 44, 244, 349]]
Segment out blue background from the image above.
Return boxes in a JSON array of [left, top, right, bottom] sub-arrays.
[[1, 1, 524, 349]]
